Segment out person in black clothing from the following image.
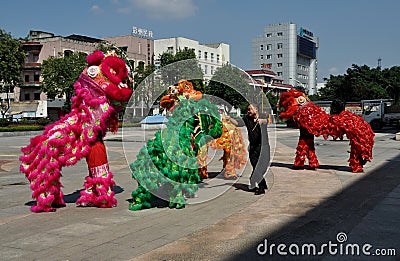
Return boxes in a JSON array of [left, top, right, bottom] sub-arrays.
[[228, 104, 270, 195], [243, 104, 270, 195]]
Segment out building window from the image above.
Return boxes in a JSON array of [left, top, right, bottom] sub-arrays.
[[277, 43, 283, 49], [167, 46, 173, 53], [24, 93, 30, 101], [277, 63, 283, 67], [217, 54, 220, 63], [204, 52, 208, 60], [129, 60, 135, 71], [25, 75, 29, 82], [266, 33, 272, 37], [277, 32, 283, 36], [34, 72, 40, 82], [277, 53, 283, 58], [204, 65, 208, 74], [260, 45, 264, 50], [211, 66, 214, 75], [138, 61, 145, 70], [266, 54, 272, 59], [33, 53, 39, 62], [267, 44, 272, 50], [198, 50, 201, 59], [260, 55, 263, 59], [64, 50, 73, 57], [211, 53, 214, 62], [34, 93, 40, 100], [277, 72, 283, 76]]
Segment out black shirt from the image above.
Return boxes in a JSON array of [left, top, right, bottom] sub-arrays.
[[243, 115, 263, 146]]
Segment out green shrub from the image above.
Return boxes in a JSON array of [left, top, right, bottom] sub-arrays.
[[0, 118, 10, 127], [0, 125, 44, 132], [35, 118, 52, 126]]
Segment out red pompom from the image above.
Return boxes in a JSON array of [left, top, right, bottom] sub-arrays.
[[100, 56, 129, 85], [87, 50, 105, 66]]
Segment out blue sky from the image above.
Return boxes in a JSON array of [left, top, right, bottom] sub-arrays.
[[1, 0, 399, 81]]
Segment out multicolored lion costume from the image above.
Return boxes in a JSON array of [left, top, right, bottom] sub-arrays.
[[199, 115, 247, 179], [129, 80, 223, 210], [278, 89, 374, 172], [161, 80, 247, 180], [20, 50, 133, 212]]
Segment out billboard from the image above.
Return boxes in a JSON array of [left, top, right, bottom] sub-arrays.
[[297, 36, 316, 59]]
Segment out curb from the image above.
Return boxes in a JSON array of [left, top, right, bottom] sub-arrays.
[[0, 130, 43, 138]]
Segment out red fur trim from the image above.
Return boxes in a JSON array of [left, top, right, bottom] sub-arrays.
[[105, 83, 132, 102], [100, 56, 128, 85]]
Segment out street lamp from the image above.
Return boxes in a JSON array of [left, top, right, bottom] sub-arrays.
[[290, 77, 317, 95]]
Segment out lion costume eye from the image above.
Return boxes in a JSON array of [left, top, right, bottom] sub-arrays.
[[296, 96, 307, 105]]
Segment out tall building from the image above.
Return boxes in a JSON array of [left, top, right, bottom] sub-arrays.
[[252, 22, 319, 95], [154, 37, 230, 81]]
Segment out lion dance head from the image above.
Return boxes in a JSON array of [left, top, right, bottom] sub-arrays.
[[160, 80, 202, 111], [278, 89, 310, 119], [84, 50, 132, 103]]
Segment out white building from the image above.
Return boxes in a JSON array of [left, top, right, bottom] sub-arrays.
[[252, 22, 319, 95], [154, 37, 230, 81]]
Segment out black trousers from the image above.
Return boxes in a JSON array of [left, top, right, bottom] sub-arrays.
[[249, 144, 268, 189]]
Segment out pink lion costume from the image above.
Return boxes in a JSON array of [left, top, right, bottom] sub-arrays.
[[20, 50, 133, 212]]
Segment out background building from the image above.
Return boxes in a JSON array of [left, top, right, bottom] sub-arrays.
[[252, 22, 319, 95], [102, 34, 154, 70], [245, 69, 291, 96], [154, 37, 230, 81]]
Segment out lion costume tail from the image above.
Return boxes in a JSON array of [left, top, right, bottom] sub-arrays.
[[330, 111, 375, 172]]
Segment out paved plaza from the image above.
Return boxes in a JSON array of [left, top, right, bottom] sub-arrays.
[[0, 126, 399, 260]]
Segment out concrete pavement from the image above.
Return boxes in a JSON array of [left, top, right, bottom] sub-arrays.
[[0, 126, 399, 260]]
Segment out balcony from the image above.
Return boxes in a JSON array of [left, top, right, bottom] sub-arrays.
[[24, 63, 41, 69], [20, 81, 41, 87]]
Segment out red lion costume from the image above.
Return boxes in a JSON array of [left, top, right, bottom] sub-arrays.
[[278, 89, 374, 172]]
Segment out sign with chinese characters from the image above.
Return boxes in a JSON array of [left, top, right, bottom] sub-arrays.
[[132, 26, 153, 39], [299, 27, 313, 39], [261, 63, 272, 69]]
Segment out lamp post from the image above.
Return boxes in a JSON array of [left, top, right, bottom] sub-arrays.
[[290, 77, 307, 92], [290, 77, 317, 95]]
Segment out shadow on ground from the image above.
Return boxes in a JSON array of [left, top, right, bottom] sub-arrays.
[[231, 153, 400, 260], [24, 185, 124, 206]]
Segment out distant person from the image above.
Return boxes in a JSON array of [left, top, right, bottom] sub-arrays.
[[228, 104, 270, 195]]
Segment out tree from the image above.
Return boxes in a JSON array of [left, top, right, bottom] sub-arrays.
[[320, 64, 389, 103], [159, 48, 204, 91], [205, 63, 250, 113], [0, 29, 25, 118], [132, 63, 161, 114], [266, 92, 279, 115], [382, 66, 400, 104], [40, 51, 87, 112]]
